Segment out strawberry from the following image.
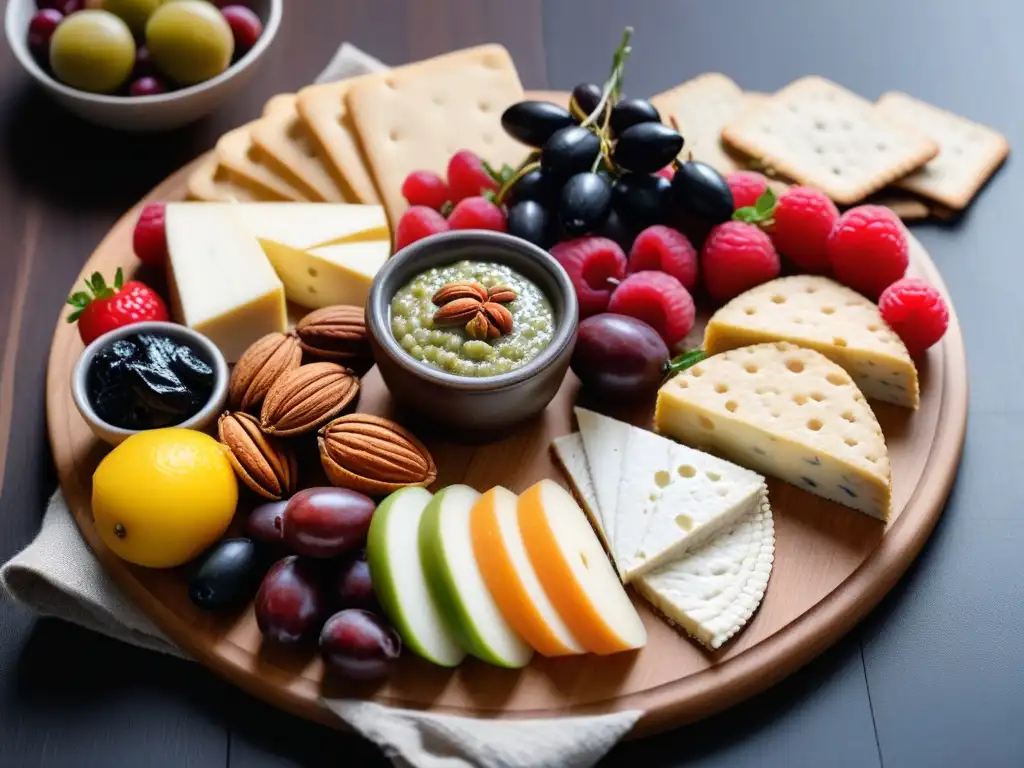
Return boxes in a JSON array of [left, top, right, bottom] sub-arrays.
[[66, 268, 169, 345]]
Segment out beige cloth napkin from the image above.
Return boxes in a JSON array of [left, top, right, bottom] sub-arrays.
[[0, 44, 642, 768]]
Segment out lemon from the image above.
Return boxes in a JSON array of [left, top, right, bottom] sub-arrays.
[[92, 428, 239, 568]]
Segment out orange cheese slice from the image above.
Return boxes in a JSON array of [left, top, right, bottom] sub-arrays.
[[517, 480, 647, 655], [470, 487, 585, 657]]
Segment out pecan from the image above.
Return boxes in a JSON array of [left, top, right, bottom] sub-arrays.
[[228, 332, 302, 411], [480, 301, 513, 335], [487, 284, 517, 304], [432, 281, 488, 306], [295, 305, 371, 362], [433, 297, 485, 327], [218, 412, 298, 500], [260, 362, 360, 437]]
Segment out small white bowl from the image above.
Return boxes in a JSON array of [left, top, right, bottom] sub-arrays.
[[72, 322, 229, 446], [5, 0, 282, 132]]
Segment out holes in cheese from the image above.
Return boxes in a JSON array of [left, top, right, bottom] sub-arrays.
[[469, 487, 585, 657], [703, 275, 919, 408], [517, 480, 646, 654]]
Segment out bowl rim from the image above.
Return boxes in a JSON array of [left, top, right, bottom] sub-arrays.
[[366, 229, 579, 392], [4, 0, 282, 106], [71, 321, 230, 440]]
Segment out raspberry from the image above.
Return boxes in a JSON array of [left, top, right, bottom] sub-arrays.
[[550, 237, 627, 318], [447, 150, 499, 202], [447, 196, 507, 232], [132, 202, 168, 268], [608, 271, 695, 346], [627, 225, 698, 290], [701, 221, 780, 302], [770, 186, 839, 272], [725, 171, 769, 210], [878, 278, 949, 356], [827, 205, 908, 297], [394, 206, 449, 251], [401, 171, 450, 211]]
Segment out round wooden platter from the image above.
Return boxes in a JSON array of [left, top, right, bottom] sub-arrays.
[[46, 155, 967, 738]]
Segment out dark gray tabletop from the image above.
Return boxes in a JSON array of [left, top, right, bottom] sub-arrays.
[[1, 1, 1021, 765]]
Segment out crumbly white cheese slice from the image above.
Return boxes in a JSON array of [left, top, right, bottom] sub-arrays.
[[574, 407, 630, 552], [554, 432, 775, 650], [656, 342, 891, 520], [704, 275, 919, 408]]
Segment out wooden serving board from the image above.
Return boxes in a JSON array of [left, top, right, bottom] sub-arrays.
[[46, 154, 967, 737]]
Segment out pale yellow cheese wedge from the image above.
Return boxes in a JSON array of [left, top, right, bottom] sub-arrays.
[[268, 240, 389, 310], [704, 275, 919, 408], [251, 106, 349, 202], [216, 123, 310, 202], [656, 342, 891, 520]]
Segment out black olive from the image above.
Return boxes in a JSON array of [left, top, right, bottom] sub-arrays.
[[559, 172, 612, 237], [507, 201, 556, 248], [570, 83, 603, 119], [612, 173, 673, 228], [610, 98, 661, 137], [597, 207, 637, 252], [671, 161, 735, 224], [189, 539, 263, 611], [500, 101, 576, 148], [612, 123, 684, 174], [541, 126, 602, 181], [508, 167, 555, 206]]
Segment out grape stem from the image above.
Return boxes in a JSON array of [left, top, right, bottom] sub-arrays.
[[494, 154, 540, 206], [580, 26, 633, 130], [663, 348, 707, 380]]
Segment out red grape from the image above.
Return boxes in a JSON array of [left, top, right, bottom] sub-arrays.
[[220, 5, 262, 51], [133, 45, 154, 77], [571, 313, 670, 398], [27, 10, 62, 60], [335, 553, 374, 609], [246, 500, 287, 544], [282, 488, 375, 558], [320, 609, 401, 681], [254, 556, 325, 644], [129, 76, 167, 97]]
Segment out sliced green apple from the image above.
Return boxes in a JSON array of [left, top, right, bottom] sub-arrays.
[[367, 487, 465, 668], [418, 485, 534, 669]]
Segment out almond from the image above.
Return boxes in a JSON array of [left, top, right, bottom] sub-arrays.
[[318, 414, 437, 496], [295, 305, 371, 362], [481, 301, 514, 335], [432, 281, 488, 306], [218, 411, 298, 500], [486, 284, 517, 304], [228, 332, 302, 411], [433, 297, 484, 327], [260, 362, 360, 437]]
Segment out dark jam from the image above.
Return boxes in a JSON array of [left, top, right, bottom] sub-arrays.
[[88, 333, 215, 430]]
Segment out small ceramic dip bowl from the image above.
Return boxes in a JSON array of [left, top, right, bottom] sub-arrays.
[[366, 230, 578, 436], [71, 321, 229, 446]]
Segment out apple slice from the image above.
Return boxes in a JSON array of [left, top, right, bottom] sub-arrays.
[[518, 479, 647, 655], [419, 485, 534, 668], [366, 487, 465, 668], [470, 487, 585, 657]]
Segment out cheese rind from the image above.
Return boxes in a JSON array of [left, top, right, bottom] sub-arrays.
[[656, 342, 891, 520], [165, 204, 286, 362], [704, 275, 919, 408]]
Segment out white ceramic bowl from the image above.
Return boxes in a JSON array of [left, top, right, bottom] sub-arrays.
[[72, 321, 229, 446], [5, 0, 282, 131]]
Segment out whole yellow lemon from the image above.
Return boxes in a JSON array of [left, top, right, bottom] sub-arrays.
[[92, 428, 239, 568]]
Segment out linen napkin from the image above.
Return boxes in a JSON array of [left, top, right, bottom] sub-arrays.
[[0, 43, 643, 768]]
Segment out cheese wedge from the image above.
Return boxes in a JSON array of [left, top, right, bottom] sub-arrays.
[[165, 204, 286, 362], [574, 407, 629, 553], [656, 342, 891, 519], [187, 154, 263, 203], [270, 240, 389, 310], [252, 107, 349, 202], [551, 434, 611, 555], [215, 123, 310, 202], [470, 487, 585, 656], [554, 432, 775, 650], [613, 426, 765, 582], [704, 276, 919, 408], [518, 480, 647, 655], [229, 202, 389, 250]]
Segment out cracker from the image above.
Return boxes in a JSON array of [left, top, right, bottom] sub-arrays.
[[251, 105, 349, 202], [650, 73, 748, 174], [875, 91, 1009, 209], [186, 154, 263, 203], [524, 90, 570, 109], [263, 93, 297, 117], [742, 91, 770, 116], [345, 45, 526, 224], [216, 123, 311, 202], [864, 191, 932, 222], [721, 76, 939, 205], [297, 75, 381, 205]]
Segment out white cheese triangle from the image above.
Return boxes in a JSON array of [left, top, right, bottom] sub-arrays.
[[554, 432, 774, 650], [574, 407, 630, 553]]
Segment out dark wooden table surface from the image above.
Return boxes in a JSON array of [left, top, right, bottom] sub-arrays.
[[2, 1, 1023, 765]]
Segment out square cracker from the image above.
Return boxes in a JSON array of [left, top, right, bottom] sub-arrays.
[[251, 104, 349, 202], [722, 76, 939, 205], [187, 154, 263, 203], [345, 45, 526, 224], [216, 123, 310, 202], [650, 73, 748, 174], [297, 75, 381, 205], [875, 92, 1009, 209]]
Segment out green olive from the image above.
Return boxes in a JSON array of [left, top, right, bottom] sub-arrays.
[[146, 0, 233, 86], [102, 0, 163, 36], [50, 11, 135, 94]]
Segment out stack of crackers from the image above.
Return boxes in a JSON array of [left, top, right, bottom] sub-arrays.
[[651, 74, 1009, 220], [187, 45, 530, 226]]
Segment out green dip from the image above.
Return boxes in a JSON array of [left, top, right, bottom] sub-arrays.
[[390, 260, 554, 377]]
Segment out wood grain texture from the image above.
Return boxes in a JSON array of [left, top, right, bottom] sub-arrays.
[[44, 150, 966, 735]]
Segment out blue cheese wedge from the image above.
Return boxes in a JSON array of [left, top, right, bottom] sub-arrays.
[[553, 432, 775, 650], [656, 342, 891, 520], [704, 275, 919, 408]]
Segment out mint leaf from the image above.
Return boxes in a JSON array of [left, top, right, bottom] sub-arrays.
[[755, 188, 776, 215], [732, 189, 777, 227]]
